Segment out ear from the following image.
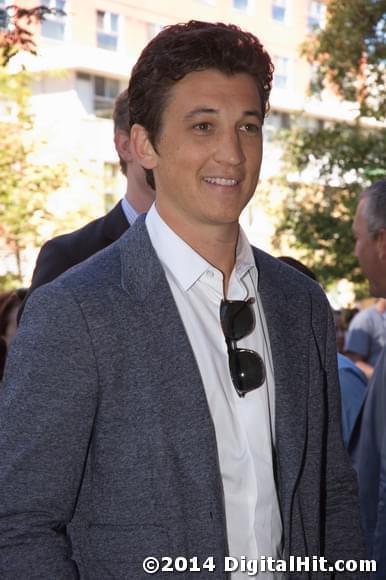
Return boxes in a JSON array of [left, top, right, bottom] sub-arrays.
[[114, 129, 133, 163], [376, 229, 386, 262], [130, 123, 158, 170]]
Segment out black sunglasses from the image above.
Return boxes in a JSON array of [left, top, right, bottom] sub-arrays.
[[220, 298, 266, 397]]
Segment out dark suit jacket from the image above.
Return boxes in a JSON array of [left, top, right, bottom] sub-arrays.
[[19, 201, 129, 320], [0, 217, 366, 579], [354, 348, 386, 577]]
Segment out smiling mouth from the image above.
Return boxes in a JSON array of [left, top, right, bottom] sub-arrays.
[[203, 177, 240, 186]]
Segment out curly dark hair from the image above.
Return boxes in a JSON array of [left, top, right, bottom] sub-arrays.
[[128, 20, 274, 150]]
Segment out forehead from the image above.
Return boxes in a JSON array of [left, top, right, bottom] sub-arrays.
[[165, 69, 262, 115], [353, 198, 368, 234]]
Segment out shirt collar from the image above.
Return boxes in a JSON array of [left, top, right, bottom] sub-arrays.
[[145, 203, 257, 292], [121, 197, 139, 226], [234, 227, 258, 282]]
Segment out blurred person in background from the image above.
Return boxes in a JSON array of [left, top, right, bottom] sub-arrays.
[[344, 298, 386, 379], [0, 339, 6, 384], [19, 89, 155, 318], [278, 256, 367, 449], [0, 291, 13, 381], [351, 177, 386, 577], [0, 289, 27, 380], [333, 309, 347, 353], [0, 291, 13, 312]]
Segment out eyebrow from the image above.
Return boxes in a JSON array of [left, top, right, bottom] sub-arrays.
[[183, 107, 263, 123]]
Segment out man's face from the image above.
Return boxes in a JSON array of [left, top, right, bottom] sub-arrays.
[[137, 70, 263, 236], [353, 198, 386, 297]]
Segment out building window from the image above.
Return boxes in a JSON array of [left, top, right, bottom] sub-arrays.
[[146, 22, 163, 41], [273, 56, 289, 89], [76, 73, 122, 117], [264, 111, 290, 142], [307, 0, 325, 31], [272, 0, 287, 22], [0, 2, 9, 31], [232, 0, 249, 11], [94, 75, 120, 117], [41, 0, 66, 40], [299, 116, 324, 131], [97, 10, 119, 51]]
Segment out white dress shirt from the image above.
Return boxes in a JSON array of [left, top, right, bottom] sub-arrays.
[[121, 196, 139, 225], [146, 204, 282, 578]]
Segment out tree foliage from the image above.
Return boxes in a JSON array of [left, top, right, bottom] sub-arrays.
[[0, 5, 76, 289], [302, 0, 386, 121], [0, 70, 68, 284], [274, 122, 386, 287], [0, 4, 65, 66], [274, 0, 386, 293]]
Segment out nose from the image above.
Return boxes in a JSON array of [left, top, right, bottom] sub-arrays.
[[214, 129, 245, 166]]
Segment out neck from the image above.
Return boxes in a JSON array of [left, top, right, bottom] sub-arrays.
[[156, 206, 239, 296], [125, 191, 153, 215], [124, 178, 155, 214]]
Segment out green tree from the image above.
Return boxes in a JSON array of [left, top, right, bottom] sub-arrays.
[[302, 0, 386, 121], [0, 5, 65, 67], [274, 0, 386, 293], [0, 69, 68, 285], [0, 5, 87, 291]]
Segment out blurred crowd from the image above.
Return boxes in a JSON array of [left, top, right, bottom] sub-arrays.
[[0, 288, 26, 381]]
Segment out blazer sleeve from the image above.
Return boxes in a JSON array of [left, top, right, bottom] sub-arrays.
[[0, 283, 99, 579], [371, 351, 386, 574], [321, 303, 367, 566], [373, 428, 386, 575]]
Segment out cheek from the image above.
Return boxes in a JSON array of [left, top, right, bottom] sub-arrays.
[[246, 147, 263, 172], [354, 239, 366, 259]]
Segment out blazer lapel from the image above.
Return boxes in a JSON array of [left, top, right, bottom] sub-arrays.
[[117, 217, 226, 502], [253, 248, 310, 539]]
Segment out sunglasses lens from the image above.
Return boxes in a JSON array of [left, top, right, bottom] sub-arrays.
[[220, 301, 255, 341], [228, 349, 266, 394]]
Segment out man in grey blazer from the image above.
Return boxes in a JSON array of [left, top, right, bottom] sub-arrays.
[[0, 21, 366, 579], [351, 178, 386, 578]]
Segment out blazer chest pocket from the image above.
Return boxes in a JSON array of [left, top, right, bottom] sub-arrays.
[[81, 523, 173, 579]]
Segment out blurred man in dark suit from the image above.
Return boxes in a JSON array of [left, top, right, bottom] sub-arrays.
[[20, 89, 155, 313]]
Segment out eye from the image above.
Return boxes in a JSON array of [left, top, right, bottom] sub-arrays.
[[240, 123, 261, 134], [193, 122, 212, 132]]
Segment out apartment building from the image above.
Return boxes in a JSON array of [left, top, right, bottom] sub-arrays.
[[3, 0, 337, 278]]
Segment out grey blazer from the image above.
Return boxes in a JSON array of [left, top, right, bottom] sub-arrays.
[[0, 217, 365, 579]]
